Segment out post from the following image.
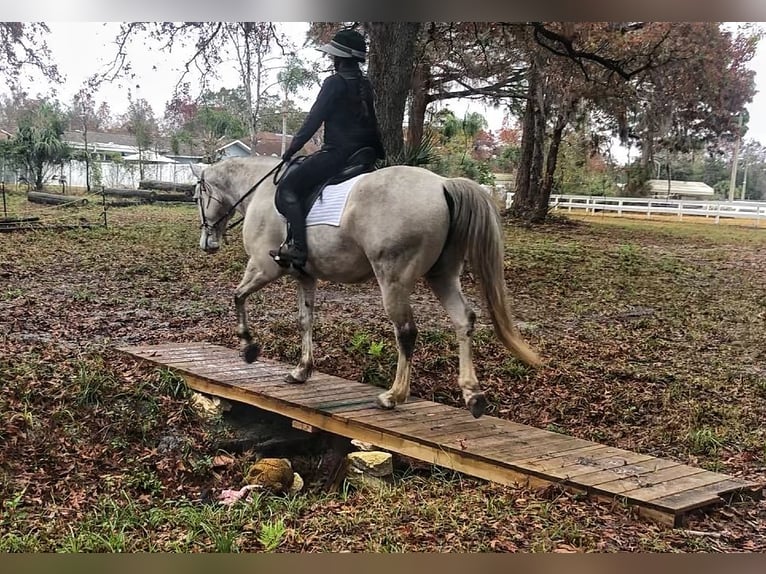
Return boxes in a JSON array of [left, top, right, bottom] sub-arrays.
[[84, 125, 91, 192], [728, 114, 743, 202], [741, 161, 748, 201], [281, 84, 288, 156]]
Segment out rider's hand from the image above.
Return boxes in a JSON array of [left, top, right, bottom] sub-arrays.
[[282, 151, 293, 162]]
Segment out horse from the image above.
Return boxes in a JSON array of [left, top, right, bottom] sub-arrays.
[[193, 155, 541, 418]]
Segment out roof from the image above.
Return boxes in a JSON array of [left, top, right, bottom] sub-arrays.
[[647, 179, 715, 197], [123, 150, 177, 164], [251, 132, 320, 157]]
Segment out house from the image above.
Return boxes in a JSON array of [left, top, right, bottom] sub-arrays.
[[64, 130, 142, 160], [1, 127, 321, 188], [646, 179, 715, 200], [217, 133, 319, 159]]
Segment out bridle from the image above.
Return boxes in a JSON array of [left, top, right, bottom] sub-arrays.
[[196, 160, 287, 235]]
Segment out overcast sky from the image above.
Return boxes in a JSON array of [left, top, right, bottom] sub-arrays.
[[6, 21, 766, 159]]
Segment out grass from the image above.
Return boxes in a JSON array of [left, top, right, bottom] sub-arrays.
[[1, 195, 765, 551]]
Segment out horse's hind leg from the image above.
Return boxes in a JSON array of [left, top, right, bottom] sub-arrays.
[[425, 272, 487, 418], [234, 258, 281, 363], [285, 275, 316, 384], [375, 280, 418, 410]]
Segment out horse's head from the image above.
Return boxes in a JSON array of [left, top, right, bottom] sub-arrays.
[[194, 171, 234, 254]]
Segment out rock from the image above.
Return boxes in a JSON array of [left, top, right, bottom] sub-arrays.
[[189, 392, 231, 422], [288, 472, 304, 494], [157, 433, 188, 455], [347, 451, 393, 478], [350, 439, 378, 451], [245, 458, 294, 494]]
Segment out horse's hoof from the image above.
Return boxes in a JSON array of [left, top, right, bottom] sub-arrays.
[[376, 394, 396, 410], [284, 373, 306, 384], [467, 393, 488, 418], [241, 343, 261, 363]]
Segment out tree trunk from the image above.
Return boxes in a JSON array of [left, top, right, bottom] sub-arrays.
[[367, 22, 421, 163], [406, 62, 431, 150], [34, 161, 44, 191], [510, 66, 545, 221], [28, 191, 87, 206], [535, 113, 568, 222]]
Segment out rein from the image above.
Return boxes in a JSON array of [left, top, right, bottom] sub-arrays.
[[197, 160, 286, 233]]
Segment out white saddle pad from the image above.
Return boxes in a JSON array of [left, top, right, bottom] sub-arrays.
[[276, 172, 368, 228]]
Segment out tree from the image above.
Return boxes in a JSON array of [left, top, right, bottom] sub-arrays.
[[0, 23, 61, 87], [163, 85, 249, 161], [428, 109, 494, 184], [366, 22, 422, 162], [276, 55, 318, 154], [99, 22, 292, 155], [10, 101, 70, 190], [307, 22, 422, 163], [508, 22, 758, 221], [123, 94, 157, 180], [404, 23, 528, 152], [70, 88, 98, 191], [191, 107, 247, 162]]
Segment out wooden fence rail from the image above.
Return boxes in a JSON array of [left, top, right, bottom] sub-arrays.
[[506, 193, 766, 226]]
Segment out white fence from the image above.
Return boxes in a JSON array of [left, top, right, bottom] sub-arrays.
[[506, 193, 766, 226], [2, 160, 202, 191], [64, 160, 201, 189]]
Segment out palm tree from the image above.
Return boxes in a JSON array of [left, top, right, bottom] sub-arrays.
[[13, 102, 70, 190]]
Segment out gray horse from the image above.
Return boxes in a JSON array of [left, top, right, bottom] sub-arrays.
[[194, 155, 541, 417]]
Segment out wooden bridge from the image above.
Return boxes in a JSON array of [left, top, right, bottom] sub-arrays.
[[118, 342, 762, 527]]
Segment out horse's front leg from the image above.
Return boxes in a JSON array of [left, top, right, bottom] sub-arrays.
[[285, 275, 316, 383], [234, 258, 281, 363]]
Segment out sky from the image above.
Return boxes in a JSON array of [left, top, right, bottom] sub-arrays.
[[6, 21, 766, 161]]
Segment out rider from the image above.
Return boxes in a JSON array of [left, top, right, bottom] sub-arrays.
[[275, 28, 386, 268]]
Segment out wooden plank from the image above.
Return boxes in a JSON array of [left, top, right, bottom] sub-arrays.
[[591, 463, 706, 495], [513, 444, 612, 470], [117, 343, 763, 529], [292, 390, 384, 409], [262, 382, 362, 400], [491, 434, 597, 461], [427, 426, 530, 450], [118, 342, 210, 354], [348, 401, 449, 422], [292, 420, 319, 433], [516, 448, 661, 482], [620, 471, 732, 502], [316, 398, 380, 412], [144, 351, 237, 364], [574, 457, 680, 487], [649, 479, 761, 512], [176, 371, 554, 491], [391, 412, 492, 436], [322, 397, 429, 415], [307, 393, 383, 409]]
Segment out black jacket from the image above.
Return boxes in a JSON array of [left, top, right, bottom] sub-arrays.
[[285, 70, 385, 160]]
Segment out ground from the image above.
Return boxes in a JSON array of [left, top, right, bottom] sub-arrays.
[[0, 190, 765, 552]]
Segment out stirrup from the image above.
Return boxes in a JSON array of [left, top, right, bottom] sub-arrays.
[[269, 242, 306, 270]]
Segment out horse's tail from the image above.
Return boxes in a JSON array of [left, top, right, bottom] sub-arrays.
[[441, 178, 542, 368]]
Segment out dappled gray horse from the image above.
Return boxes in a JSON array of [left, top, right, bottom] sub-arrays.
[[194, 155, 541, 417]]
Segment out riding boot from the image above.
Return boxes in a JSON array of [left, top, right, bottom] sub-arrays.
[[275, 189, 308, 267]]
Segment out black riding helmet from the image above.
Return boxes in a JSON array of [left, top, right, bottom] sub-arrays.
[[317, 29, 367, 63]]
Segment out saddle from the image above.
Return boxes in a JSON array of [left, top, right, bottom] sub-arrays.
[[270, 147, 377, 271], [280, 146, 378, 217]]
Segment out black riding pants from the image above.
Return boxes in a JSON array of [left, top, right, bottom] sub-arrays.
[[275, 149, 347, 250]]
